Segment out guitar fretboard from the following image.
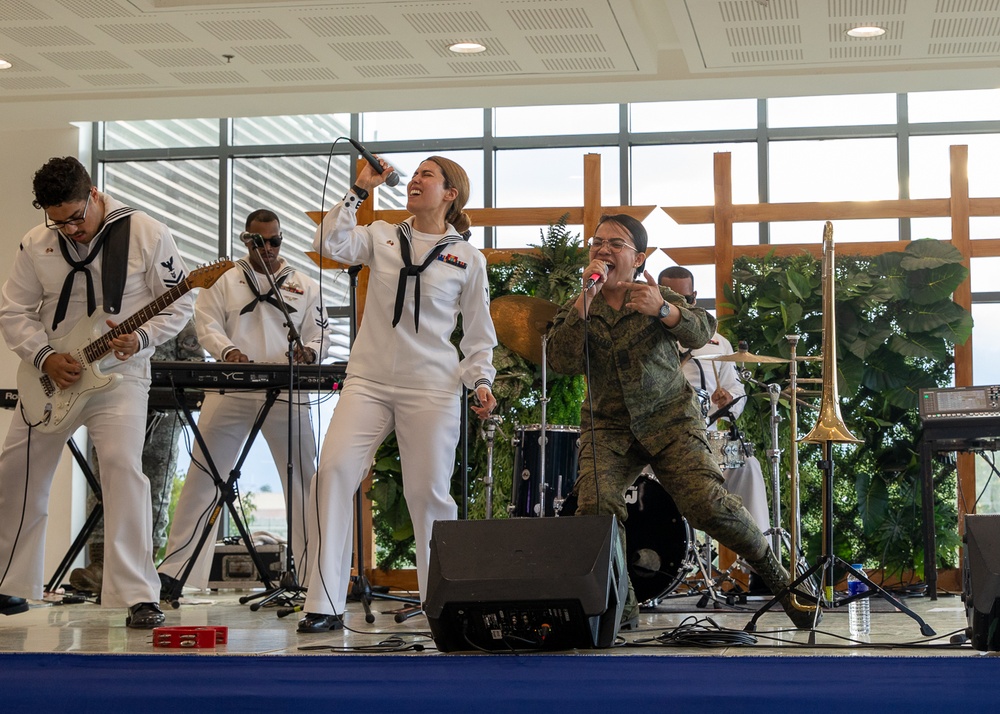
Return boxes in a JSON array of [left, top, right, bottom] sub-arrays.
[[82, 280, 191, 364]]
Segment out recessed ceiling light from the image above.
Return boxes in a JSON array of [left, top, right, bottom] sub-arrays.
[[846, 26, 886, 38], [448, 42, 486, 54], [0, 58, 12, 70]]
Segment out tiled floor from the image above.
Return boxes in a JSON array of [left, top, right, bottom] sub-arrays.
[[0, 586, 981, 657]]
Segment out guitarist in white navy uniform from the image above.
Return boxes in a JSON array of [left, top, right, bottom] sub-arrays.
[[0, 156, 195, 628]]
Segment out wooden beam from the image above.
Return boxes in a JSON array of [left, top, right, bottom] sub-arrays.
[[713, 152, 734, 316]]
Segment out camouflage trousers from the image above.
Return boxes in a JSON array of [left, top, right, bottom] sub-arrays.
[[573, 417, 769, 605], [86, 408, 184, 554]]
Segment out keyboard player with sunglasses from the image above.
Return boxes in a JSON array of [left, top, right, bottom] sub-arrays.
[[157, 209, 328, 598]]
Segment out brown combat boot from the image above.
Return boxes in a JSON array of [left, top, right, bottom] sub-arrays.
[[69, 543, 103, 594], [746, 548, 821, 630]]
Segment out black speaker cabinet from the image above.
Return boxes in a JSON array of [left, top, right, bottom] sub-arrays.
[[963, 514, 1000, 651], [424, 515, 627, 652]]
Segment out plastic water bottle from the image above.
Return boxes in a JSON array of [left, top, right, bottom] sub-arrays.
[[847, 563, 871, 636]]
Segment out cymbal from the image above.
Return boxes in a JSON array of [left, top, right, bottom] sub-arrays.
[[700, 349, 790, 364], [491, 295, 559, 365]]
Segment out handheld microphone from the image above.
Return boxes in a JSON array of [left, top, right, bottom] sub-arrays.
[[346, 138, 400, 187], [585, 273, 602, 290], [240, 232, 265, 248]]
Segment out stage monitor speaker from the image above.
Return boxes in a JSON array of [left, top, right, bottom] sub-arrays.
[[424, 515, 627, 652], [963, 514, 1000, 651]]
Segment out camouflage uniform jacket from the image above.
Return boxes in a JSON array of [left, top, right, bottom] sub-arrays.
[[547, 286, 716, 456]]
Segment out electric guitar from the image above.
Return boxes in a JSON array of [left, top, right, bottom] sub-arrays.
[[16, 258, 234, 434]]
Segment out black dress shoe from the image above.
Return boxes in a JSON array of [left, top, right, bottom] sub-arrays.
[[297, 612, 344, 633], [126, 602, 165, 629], [0, 594, 29, 616]]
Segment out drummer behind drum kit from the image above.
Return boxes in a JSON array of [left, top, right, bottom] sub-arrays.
[[487, 295, 803, 608]]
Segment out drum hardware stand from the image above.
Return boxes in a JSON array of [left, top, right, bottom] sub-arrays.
[[537, 333, 551, 517], [478, 414, 505, 518]]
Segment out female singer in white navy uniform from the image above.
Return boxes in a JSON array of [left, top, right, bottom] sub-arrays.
[[299, 156, 497, 632]]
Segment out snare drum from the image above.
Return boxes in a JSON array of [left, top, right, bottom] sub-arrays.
[[707, 430, 747, 470], [510, 424, 580, 517], [624, 474, 696, 603]]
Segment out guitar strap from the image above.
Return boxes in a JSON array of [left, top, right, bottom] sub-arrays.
[[101, 215, 131, 317]]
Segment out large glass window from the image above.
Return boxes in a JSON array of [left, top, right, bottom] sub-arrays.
[[632, 142, 759, 248], [495, 104, 619, 137], [104, 159, 219, 268], [104, 119, 218, 151], [361, 108, 483, 141], [767, 93, 897, 128], [908, 134, 1000, 199], [233, 114, 350, 146], [631, 99, 757, 133], [909, 89, 1000, 124], [495, 146, 619, 207]]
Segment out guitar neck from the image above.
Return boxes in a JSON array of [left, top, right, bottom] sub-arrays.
[[82, 280, 191, 363]]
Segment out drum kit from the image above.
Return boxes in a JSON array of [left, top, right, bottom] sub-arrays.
[[486, 295, 807, 607]]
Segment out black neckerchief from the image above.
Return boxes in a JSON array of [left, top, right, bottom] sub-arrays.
[[52, 212, 132, 331], [391, 223, 446, 333], [238, 259, 296, 315]]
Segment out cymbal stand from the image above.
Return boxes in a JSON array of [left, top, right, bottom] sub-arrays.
[[538, 333, 550, 516]]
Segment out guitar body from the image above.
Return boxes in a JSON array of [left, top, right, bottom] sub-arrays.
[[14, 258, 234, 435], [16, 315, 123, 434]]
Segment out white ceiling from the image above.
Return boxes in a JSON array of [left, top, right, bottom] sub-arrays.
[[2, 0, 1000, 131]]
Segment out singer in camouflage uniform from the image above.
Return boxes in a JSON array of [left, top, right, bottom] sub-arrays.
[[69, 321, 202, 594], [547, 214, 816, 630]]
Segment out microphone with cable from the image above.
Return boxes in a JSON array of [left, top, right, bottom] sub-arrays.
[[346, 138, 400, 186], [240, 231, 265, 248], [585, 262, 606, 290]]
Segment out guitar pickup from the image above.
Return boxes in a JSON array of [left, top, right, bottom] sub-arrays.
[[40, 375, 55, 398]]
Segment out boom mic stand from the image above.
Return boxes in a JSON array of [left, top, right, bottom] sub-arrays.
[[240, 241, 310, 611]]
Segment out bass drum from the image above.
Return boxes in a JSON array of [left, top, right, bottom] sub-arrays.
[[625, 473, 696, 603]]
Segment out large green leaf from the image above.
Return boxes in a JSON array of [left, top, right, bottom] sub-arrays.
[[900, 238, 964, 270], [846, 327, 893, 360], [786, 268, 813, 300], [905, 263, 969, 305], [873, 252, 907, 299], [856, 471, 890, 531], [860, 349, 909, 391], [896, 300, 963, 333], [888, 332, 950, 361], [929, 305, 974, 345]]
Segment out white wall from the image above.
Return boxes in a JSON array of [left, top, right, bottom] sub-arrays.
[[0, 127, 89, 588]]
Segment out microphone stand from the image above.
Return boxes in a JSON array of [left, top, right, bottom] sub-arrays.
[[240, 242, 308, 611]]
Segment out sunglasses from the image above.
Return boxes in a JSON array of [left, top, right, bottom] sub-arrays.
[[243, 232, 283, 248]]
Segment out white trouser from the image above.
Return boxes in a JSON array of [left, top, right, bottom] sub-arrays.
[[303, 376, 461, 617], [158, 391, 316, 588], [0, 377, 158, 607], [722, 455, 771, 535]]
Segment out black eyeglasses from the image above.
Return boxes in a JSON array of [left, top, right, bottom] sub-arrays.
[[244, 233, 283, 248], [45, 193, 91, 230]]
